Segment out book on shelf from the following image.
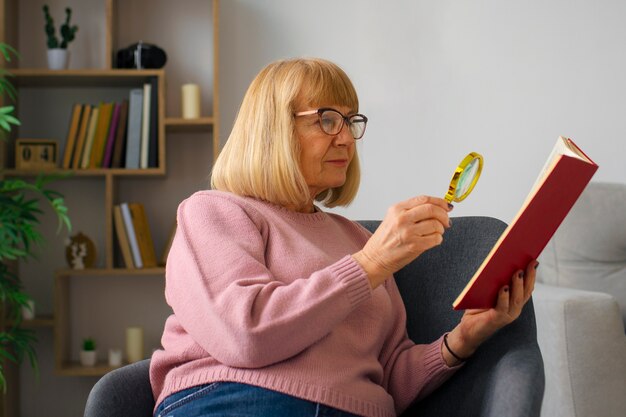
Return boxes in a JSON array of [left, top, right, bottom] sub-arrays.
[[111, 99, 129, 168], [128, 202, 158, 268], [148, 77, 159, 168], [71, 104, 92, 169], [119, 202, 143, 268], [453, 136, 598, 310], [125, 88, 144, 169], [80, 107, 100, 169], [89, 102, 115, 168], [61, 103, 83, 169], [113, 204, 135, 268], [102, 102, 122, 168], [140, 83, 152, 169]]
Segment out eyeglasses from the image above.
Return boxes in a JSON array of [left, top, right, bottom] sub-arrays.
[[294, 108, 368, 140]]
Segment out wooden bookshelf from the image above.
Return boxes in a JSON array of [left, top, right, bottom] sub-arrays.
[[0, 0, 220, 413]]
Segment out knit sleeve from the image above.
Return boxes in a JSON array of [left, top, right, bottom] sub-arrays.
[[378, 278, 462, 414], [164, 192, 372, 369]]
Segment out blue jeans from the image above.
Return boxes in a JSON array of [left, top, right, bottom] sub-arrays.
[[154, 382, 362, 417]]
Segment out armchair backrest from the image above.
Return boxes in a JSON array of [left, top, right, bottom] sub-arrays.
[[360, 217, 544, 417]]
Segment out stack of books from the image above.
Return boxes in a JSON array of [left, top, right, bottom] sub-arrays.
[[61, 79, 159, 170], [113, 202, 157, 269]]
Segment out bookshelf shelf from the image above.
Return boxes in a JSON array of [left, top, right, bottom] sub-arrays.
[[57, 361, 117, 377], [165, 117, 215, 133], [12, 68, 164, 88], [3, 168, 166, 177]]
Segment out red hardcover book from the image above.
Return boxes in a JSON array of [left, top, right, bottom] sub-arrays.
[[453, 136, 598, 310]]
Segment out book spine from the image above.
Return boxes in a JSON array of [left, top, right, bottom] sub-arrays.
[[62, 103, 83, 169], [148, 77, 159, 168], [140, 83, 152, 169], [125, 89, 143, 169], [129, 203, 157, 267], [80, 107, 100, 169], [111, 99, 129, 168], [113, 205, 135, 268], [120, 202, 143, 268], [102, 102, 122, 168], [71, 104, 92, 169]]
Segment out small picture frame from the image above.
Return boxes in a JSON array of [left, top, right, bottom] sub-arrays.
[[15, 139, 58, 170]]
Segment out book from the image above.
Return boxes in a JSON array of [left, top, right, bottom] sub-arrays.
[[111, 99, 129, 168], [453, 136, 598, 310], [148, 77, 159, 168], [113, 205, 135, 268], [80, 107, 100, 169], [140, 83, 152, 169], [120, 202, 143, 268], [128, 202, 157, 267], [89, 102, 114, 168], [61, 103, 83, 169], [125, 88, 144, 169], [71, 104, 92, 169], [102, 102, 122, 168]]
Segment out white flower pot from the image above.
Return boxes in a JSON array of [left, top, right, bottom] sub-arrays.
[[79, 350, 97, 367], [47, 48, 69, 70]]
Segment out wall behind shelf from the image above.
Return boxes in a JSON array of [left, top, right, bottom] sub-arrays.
[[18, 0, 107, 69]]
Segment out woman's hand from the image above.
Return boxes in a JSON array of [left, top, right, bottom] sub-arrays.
[[442, 260, 538, 366], [353, 195, 452, 289]]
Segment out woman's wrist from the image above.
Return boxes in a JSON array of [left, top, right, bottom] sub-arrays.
[[441, 328, 478, 367], [352, 251, 388, 289]]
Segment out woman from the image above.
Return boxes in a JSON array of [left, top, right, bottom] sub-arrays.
[[150, 58, 537, 417]]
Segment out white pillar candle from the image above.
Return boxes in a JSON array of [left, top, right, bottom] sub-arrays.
[[181, 83, 201, 119], [125, 326, 144, 363]]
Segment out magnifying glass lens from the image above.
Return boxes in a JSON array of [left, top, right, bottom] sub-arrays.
[[445, 152, 483, 203], [455, 158, 479, 199]]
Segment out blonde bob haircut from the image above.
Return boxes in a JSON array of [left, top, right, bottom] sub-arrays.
[[211, 57, 361, 208]]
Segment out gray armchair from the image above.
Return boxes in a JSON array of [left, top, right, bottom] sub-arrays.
[[84, 217, 544, 417]]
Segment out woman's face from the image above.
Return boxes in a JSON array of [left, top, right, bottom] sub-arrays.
[[294, 104, 356, 202]]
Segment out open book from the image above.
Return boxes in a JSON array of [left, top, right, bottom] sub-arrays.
[[453, 136, 598, 310]]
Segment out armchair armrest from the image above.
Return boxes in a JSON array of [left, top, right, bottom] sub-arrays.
[[533, 283, 626, 417]]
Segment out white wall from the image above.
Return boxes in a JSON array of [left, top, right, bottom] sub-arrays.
[[220, 0, 626, 224]]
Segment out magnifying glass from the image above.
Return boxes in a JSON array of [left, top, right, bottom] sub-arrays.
[[444, 152, 484, 203]]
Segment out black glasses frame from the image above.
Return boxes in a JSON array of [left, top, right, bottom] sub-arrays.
[[294, 107, 368, 140]]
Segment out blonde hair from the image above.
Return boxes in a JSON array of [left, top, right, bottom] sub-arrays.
[[211, 57, 361, 208]]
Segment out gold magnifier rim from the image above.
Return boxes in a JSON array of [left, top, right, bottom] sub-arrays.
[[445, 152, 484, 203]]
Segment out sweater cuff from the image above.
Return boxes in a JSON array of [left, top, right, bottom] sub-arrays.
[[330, 255, 372, 307]]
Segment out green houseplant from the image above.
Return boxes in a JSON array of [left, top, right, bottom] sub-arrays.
[[79, 337, 97, 367], [42, 5, 78, 70], [0, 42, 71, 389]]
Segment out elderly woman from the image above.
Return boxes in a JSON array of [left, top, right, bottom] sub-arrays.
[[150, 58, 537, 417]]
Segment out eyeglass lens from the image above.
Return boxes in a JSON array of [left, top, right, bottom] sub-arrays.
[[320, 109, 367, 139]]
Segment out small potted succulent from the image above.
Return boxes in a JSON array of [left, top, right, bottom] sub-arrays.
[[79, 337, 97, 367], [42, 5, 78, 70]]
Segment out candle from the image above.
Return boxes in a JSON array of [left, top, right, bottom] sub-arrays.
[[181, 83, 201, 119], [126, 326, 144, 363], [108, 348, 123, 367]]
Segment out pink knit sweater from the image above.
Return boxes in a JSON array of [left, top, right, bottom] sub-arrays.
[[150, 190, 460, 417]]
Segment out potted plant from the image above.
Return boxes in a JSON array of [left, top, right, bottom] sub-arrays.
[[79, 337, 97, 367], [42, 5, 78, 70], [0, 42, 71, 389]]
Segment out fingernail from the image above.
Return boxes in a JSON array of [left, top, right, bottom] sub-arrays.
[[518, 271, 524, 279], [503, 286, 509, 293], [447, 203, 454, 211], [534, 262, 540, 269]]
